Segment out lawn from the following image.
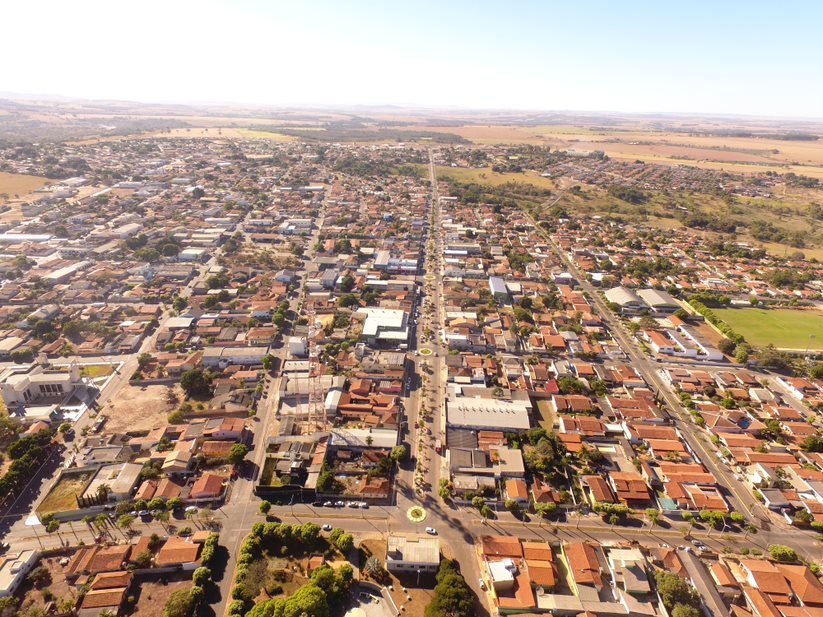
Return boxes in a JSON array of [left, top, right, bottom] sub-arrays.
[[80, 364, 115, 379], [714, 308, 823, 350]]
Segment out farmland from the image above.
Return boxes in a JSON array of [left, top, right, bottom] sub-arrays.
[[0, 171, 51, 200], [713, 308, 823, 350], [404, 123, 823, 178]]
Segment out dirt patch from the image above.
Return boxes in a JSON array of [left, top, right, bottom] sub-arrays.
[[105, 383, 183, 434], [18, 554, 80, 614], [133, 578, 192, 617]]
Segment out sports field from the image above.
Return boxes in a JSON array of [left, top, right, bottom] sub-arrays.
[[714, 308, 823, 350]]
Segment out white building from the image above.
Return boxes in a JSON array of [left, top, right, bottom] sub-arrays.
[[355, 308, 409, 346], [1, 362, 84, 409], [386, 535, 440, 574], [202, 346, 270, 368], [0, 550, 39, 597]]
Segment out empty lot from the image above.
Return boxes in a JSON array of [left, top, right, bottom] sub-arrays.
[[105, 383, 183, 433]]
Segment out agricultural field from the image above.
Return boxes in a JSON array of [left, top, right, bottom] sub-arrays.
[[410, 123, 823, 177], [0, 171, 51, 200], [714, 308, 823, 350], [236, 128, 299, 141]]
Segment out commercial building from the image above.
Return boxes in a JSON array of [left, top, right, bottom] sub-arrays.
[[355, 308, 409, 346], [386, 535, 440, 574]]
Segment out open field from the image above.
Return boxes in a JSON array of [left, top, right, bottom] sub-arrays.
[[406, 123, 823, 177], [714, 308, 823, 350], [0, 171, 51, 200], [18, 556, 80, 615], [237, 128, 299, 141], [134, 579, 193, 617], [37, 469, 95, 515], [105, 383, 182, 433], [434, 165, 556, 190]]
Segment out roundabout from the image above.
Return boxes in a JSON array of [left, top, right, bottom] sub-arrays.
[[407, 506, 427, 523]]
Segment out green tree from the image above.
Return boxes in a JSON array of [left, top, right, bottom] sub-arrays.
[[655, 570, 700, 611], [339, 274, 355, 293], [335, 532, 354, 553], [192, 567, 211, 586], [180, 369, 212, 397], [163, 588, 196, 617], [282, 585, 329, 617], [769, 544, 798, 562], [228, 443, 249, 466], [425, 560, 473, 617], [672, 605, 701, 617], [730, 511, 745, 525], [259, 501, 271, 515], [801, 435, 823, 452]]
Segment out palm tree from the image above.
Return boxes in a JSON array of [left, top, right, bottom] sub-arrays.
[[199, 507, 214, 528], [646, 509, 660, 534], [155, 510, 170, 530], [96, 483, 112, 503], [117, 514, 135, 535]]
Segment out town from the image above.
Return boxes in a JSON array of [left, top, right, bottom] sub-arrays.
[[1, 130, 823, 617]]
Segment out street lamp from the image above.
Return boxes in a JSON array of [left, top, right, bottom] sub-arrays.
[[805, 334, 817, 362]]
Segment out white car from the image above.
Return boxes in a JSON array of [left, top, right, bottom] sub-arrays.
[[478, 578, 486, 590], [425, 527, 437, 535], [185, 506, 198, 513], [321, 524, 332, 531]]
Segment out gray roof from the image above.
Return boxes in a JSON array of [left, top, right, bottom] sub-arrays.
[[637, 288, 679, 308], [604, 286, 644, 306]]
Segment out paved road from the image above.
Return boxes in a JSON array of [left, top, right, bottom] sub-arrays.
[[523, 208, 777, 526]]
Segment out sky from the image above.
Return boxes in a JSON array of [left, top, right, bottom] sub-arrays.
[[3, 0, 822, 117]]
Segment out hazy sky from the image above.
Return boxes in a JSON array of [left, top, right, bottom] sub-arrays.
[[4, 0, 822, 117]]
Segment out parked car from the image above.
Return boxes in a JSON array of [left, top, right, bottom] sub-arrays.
[[478, 578, 486, 590], [322, 524, 332, 531], [425, 527, 437, 535]]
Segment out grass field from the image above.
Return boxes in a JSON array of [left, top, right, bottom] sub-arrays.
[[80, 365, 115, 379], [714, 308, 823, 350], [434, 165, 556, 190], [37, 469, 95, 515], [0, 172, 51, 200]]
